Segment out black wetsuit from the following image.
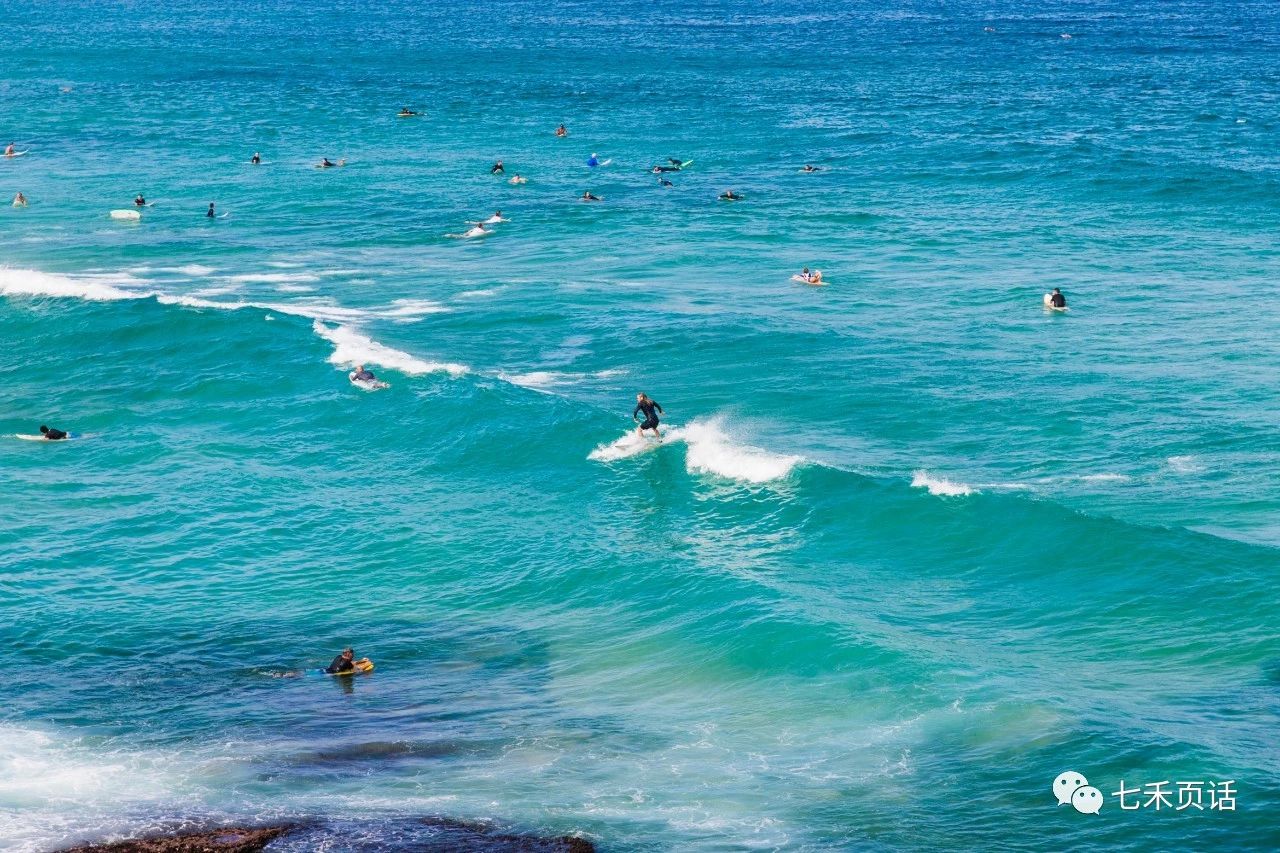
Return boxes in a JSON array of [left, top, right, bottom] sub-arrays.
[[251, 155, 261, 164], [42, 428, 67, 440], [633, 399, 663, 431], [1050, 292, 1066, 308], [654, 165, 680, 173], [326, 655, 355, 674], [491, 163, 504, 174], [353, 370, 375, 381]]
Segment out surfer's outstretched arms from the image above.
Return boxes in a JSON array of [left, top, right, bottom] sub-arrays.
[[633, 392, 663, 438]]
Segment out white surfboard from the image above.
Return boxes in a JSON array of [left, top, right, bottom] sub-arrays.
[[588, 429, 666, 462], [110, 209, 141, 221], [5, 150, 29, 158], [1043, 293, 1067, 311], [14, 433, 74, 441]]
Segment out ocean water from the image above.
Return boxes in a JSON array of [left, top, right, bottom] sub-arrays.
[[3, 0, 1280, 849]]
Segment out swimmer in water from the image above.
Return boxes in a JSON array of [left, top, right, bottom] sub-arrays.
[[586, 153, 600, 167], [251, 152, 261, 164], [491, 160, 505, 175], [319, 158, 336, 168], [632, 393, 663, 439], [581, 191, 602, 202], [509, 175, 527, 184], [325, 647, 357, 674], [657, 177, 673, 187], [12, 192, 27, 207], [719, 190, 743, 201], [555, 124, 568, 137], [801, 164, 823, 173], [134, 194, 146, 207], [667, 158, 683, 166], [39, 425, 68, 441], [398, 107, 419, 117], [207, 203, 216, 218], [652, 164, 680, 173]]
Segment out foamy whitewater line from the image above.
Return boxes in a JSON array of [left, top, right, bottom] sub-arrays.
[[589, 418, 803, 484], [502, 368, 626, 392], [910, 471, 976, 497], [311, 321, 468, 377], [1, 267, 471, 381]]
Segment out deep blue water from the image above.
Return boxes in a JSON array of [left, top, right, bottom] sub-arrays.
[[2, 1, 1279, 850]]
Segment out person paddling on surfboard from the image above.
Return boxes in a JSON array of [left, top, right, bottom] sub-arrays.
[[1048, 287, 1067, 309], [326, 648, 358, 674], [556, 124, 568, 137], [352, 364, 377, 383], [581, 191, 602, 202], [491, 160, 505, 175], [39, 425, 68, 441], [13, 192, 27, 207], [633, 393, 664, 439]]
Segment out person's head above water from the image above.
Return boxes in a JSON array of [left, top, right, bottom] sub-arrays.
[[39, 425, 50, 434], [342, 647, 354, 659]]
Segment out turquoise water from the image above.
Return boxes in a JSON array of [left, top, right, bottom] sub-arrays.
[[3, 0, 1280, 849]]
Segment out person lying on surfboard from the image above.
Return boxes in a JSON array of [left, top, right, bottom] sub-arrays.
[[326, 648, 358, 674], [581, 191, 602, 202], [491, 160, 505, 174], [398, 107, 419, 117], [556, 124, 568, 137], [633, 393, 663, 438], [39, 425, 68, 441], [351, 365, 377, 383]]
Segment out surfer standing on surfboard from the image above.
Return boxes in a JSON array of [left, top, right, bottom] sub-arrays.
[[633, 393, 664, 438]]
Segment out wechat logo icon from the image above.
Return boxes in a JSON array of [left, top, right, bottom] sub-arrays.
[[1054, 771, 1104, 814]]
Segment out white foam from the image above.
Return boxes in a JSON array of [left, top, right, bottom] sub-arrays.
[[0, 725, 193, 853], [274, 284, 315, 293], [311, 321, 468, 376], [157, 264, 217, 277], [674, 419, 802, 483], [590, 418, 802, 484], [1166, 455, 1204, 474], [504, 368, 625, 391], [0, 268, 151, 302], [589, 429, 665, 462], [1079, 473, 1131, 483], [383, 298, 451, 319], [911, 471, 976, 497]]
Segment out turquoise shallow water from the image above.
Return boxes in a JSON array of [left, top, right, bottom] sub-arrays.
[[3, 1, 1280, 850]]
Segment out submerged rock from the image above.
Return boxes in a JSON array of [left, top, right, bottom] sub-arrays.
[[60, 825, 297, 853], [59, 818, 596, 852]]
